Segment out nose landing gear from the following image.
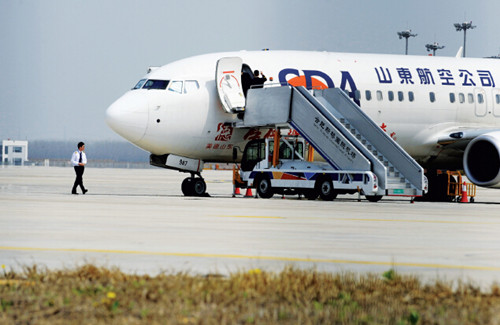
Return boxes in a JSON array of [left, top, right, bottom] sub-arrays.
[[181, 173, 208, 197]]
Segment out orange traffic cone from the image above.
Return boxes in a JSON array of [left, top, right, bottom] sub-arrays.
[[232, 185, 241, 197], [460, 181, 468, 203], [244, 187, 253, 197]]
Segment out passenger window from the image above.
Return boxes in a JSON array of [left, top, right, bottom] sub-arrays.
[[376, 90, 383, 101], [459, 93, 465, 103], [354, 90, 361, 101], [388, 91, 394, 101], [449, 93, 455, 103], [496, 94, 500, 104], [398, 91, 404, 102], [468, 93, 474, 104], [408, 91, 414, 102], [429, 92, 436, 103], [477, 93, 484, 104], [365, 90, 372, 101], [168, 81, 183, 93], [184, 80, 200, 94]]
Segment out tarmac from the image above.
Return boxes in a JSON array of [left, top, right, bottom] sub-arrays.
[[1, 166, 500, 288]]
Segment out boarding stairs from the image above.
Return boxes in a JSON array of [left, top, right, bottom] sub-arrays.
[[235, 86, 426, 197]]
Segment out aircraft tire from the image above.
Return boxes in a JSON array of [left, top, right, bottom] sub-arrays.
[[181, 177, 207, 197], [423, 172, 455, 202], [181, 177, 194, 196], [256, 176, 274, 199], [316, 178, 336, 201], [192, 178, 207, 196]]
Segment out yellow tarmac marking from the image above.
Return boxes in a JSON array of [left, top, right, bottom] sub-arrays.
[[2, 246, 500, 272]]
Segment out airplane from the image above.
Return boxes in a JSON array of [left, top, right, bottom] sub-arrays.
[[106, 50, 500, 201]]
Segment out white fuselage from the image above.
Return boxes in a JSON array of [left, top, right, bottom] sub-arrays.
[[106, 50, 500, 169]]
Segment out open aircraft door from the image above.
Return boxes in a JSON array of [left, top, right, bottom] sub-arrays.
[[216, 57, 245, 114]]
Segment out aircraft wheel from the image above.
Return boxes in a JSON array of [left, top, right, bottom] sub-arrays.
[[181, 177, 207, 197], [256, 176, 274, 199], [365, 195, 383, 203], [181, 177, 194, 196], [192, 178, 207, 196], [423, 172, 455, 202], [316, 178, 337, 201]]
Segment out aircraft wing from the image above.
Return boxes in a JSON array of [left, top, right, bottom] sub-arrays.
[[437, 127, 500, 149]]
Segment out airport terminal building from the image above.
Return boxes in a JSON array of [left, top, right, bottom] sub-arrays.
[[1, 140, 28, 166]]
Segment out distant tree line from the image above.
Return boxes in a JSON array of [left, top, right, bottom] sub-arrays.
[[28, 140, 149, 162]]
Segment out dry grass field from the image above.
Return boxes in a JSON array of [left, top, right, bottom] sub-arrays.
[[1, 265, 500, 324]]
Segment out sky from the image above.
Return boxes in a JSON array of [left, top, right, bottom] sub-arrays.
[[1, 0, 499, 141]]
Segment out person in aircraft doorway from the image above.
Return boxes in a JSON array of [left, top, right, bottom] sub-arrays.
[[251, 70, 267, 89]]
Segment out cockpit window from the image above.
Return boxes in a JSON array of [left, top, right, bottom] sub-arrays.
[[184, 80, 199, 93], [133, 79, 147, 90], [168, 81, 183, 93], [143, 79, 169, 90]]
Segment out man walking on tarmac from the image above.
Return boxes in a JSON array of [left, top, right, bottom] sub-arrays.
[[71, 141, 88, 195]]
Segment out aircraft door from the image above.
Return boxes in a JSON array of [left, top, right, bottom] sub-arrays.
[[474, 88, 487, 117], [216, 57, 245, 114], [492, 89, 500, 117]]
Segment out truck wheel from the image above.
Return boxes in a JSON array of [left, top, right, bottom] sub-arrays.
[[365, 195, 383, 202], [256, 176, 274, 199], [316, 178, 337, 201]]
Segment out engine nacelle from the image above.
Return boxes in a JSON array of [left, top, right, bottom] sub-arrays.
[[463, 131, 500, 188]]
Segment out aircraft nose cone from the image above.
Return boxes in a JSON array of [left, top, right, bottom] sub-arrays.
[[106, 92, 149, 143]]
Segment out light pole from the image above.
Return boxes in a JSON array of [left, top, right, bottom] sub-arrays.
[[397, 30, 417, 55], [454, 21, 476, 57], [425, 42, 445, 56]]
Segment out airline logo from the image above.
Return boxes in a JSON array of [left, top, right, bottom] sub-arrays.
[[375, 66, 495, 87], [278, 69, 360, 105], [214, 123, 233, 141]]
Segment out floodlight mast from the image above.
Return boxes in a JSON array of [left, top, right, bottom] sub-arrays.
[[397, 30, 417, 55], [454, 21, 476, 57], [425, 42, 445, 56]]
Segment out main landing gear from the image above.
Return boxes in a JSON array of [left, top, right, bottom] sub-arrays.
[[421, 170, 476, 202], [181, 173, 208, 197]]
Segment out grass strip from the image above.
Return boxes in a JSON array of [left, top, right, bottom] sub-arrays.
[[1, 264, 500, 324]]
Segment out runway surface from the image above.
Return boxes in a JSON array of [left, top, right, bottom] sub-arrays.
[[1, 166, 500, 287]]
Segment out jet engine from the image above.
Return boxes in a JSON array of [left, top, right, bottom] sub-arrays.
[[463, 131, 500, 188]]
